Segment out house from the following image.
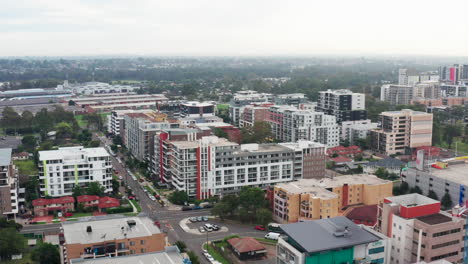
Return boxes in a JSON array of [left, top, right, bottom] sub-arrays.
[[98, 196, 120, 211], [77, 195, 100, 208], [227, 237, 267, 260], [32, 196, 75, 217], [327, 145, 362, 157], [12, 152, 30, 160], [329, 155, 353, 166]]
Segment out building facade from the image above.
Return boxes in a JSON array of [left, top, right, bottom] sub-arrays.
[[38, 147, 113, 197], [379, 194, 464, 264], [0, 148, 20, 217], [316, 89, 367, 123], [370, 110, 433, 155], [229, 90, 273, 126], [340, 120, 377, 144], [380, 84, 414, 105], [272, 174, 393, 223]]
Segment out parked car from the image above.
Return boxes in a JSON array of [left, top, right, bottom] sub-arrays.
[[189, 217, 197, 223], [64, 212, 73, 217], [197, 216, 203, 222], [193, 205, 202, 210], [203, 204, 213, 209], [182, 206, 192, 211], [265, 232, 281, 240], [128, 196, 135, 200], [118, 176, 123, 180], [254, 225, 266, 231], [203, 253, 214, 262], [149, 196, 156, 201], [154, 221, 160, 228], [114, 170, 119, 174], [202, 216, 208, 221], [203, 223, 213, 232], [199, 226, 206, 233], [212, 224, 220, 231], [139, 178, 145, 183]]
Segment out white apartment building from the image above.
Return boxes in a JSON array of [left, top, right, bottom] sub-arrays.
[[38, 147, 113, 197], [380, 84, 414, 105], [340, 120, 377, 144], [108, 109, 155, 135], [268, 105, 340, 147], [316, 89, 367, 123], [229, 90, 273, 125], [164, 136, 323, 199], [67, 82, 137, 95]]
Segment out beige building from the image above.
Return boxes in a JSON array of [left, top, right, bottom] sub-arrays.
[[272, 174, 393, 223], [62, 216, 166, 263], [370, 109, 433, 155], [0, 148, 20, 217]]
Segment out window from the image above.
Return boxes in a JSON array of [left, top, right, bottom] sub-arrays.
[[369, 247, 385, 254], [140, 240, 145, 245], [130, 241, 135, 246], [130, 250, 135, 254], [141, 248, 146, 253]]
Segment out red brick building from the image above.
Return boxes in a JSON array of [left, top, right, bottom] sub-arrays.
[[32, 196, 75, 217], [77, 195, 100, 208], [327, 145, 362, 157]]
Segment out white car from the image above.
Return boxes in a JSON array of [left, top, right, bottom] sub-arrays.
[[203, 253, 214, 262], [150, 196, 156, 201]]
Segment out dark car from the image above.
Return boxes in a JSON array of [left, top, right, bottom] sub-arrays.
[[182, 206, 192, 211], [212, 224, 220, 231]]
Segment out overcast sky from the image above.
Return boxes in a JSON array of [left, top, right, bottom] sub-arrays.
[[2, 0, 468, 57]]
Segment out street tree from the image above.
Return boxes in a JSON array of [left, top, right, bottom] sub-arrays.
[[256, 208, 273, 228], [31, 243, 60, 264], [86, 182, 105, 196], [0, 228, 26, 260]]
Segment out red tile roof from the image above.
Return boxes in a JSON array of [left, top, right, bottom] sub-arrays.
[[32, 196, 75, 206], [330, 156, 352, 163], [77, 195, 99, 203], [327, 146, 362, 156], [345, 205, 378, 223], [98, 196, 120, 209], [227, 237, 266, 253]]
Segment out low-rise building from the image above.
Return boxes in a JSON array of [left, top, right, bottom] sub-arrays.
[[379, 194, 464, 264], [272, 174, 393, 223], [32, 196, 75, 217], [340, 120, 377, 145], [70, 247, 185, 264], [277, 216, 389, 264], [38, 147, 113, 197], [62, 216, 166, 263]]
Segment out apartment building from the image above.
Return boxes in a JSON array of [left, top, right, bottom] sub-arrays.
[[272, 174, 392, 223], [108, 109, 155, 136], [440, 83, 468, 97], [379, 194, 464, 264], [413, 82, 440, 99], [274, 93, 308, 107], [316, 89, 367, 123], [124, 111, 179, 162], [341, 120, 377, 144], [401, 159, 468, 207], [398, 69, 439, 86], [0, 148, 20, 217], [380, 84, 414, 105], [179, 101, 215, 118], [38, 147, 112, 197], [277, 216, 389, 264], [62, 216, 166, 263], [159, 136, 325, 199], [239, 103, 273, 127], [268, 105, 340, 147], [229, 90, 273, 125], [370, 109, 433, 155]]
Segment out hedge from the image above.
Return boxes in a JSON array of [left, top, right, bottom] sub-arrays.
[[106, 206, 133, 214]]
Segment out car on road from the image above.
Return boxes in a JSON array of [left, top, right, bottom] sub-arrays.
[[199, 226, 206, 233], [149, 196, 156, 201], [265, 232, 281, 240], [202, 216, 208, 221], [254, 225, 266, 231], [118, 176, 123, 180], [128, 196, 135, 200], [197, 216, 203, 222], [212, 224, 220, 231], [154, 221, 161, 228], [181, 206, 192, 211], [203, 253, 214, 262], [189, 217, 197, 223]]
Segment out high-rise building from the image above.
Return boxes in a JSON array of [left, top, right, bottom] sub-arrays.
[[158, 136, 325, 199], [274, 93, 308, 107], [229, 90, 273, 125], [272, 174, 392, 223], [380, 84, 414, 105], [370, 110, 433, 155], [179, 101, 215, 118], [316, 89, 367, 123], [379, 194, 464, 264], [0, 148, 20, 217], [38, 147, 113, 197], [277, 216, 389, 264], [239, 103, 274, 127], [108, 109, 156, 136], [340, 120, 377, 144], [268, 105, 340, 147]]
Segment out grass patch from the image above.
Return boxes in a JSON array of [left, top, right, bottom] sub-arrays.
[[14, 160, 38, 175], [255, 238, 278, 245], [204, 243, 230, 264], [68, 212, 93, 218], [3, 252, 37, 264], [74, 115, 88, 128], [217, 104, 229, 110], [66, 218, 78, 221], [129, 199, 142, 212]]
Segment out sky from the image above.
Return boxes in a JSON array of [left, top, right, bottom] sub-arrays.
[[1, 0, 468, 57]]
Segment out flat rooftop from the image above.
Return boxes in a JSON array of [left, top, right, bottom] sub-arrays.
[[417, 213, 453, 225], [281, 216, 381, 253], [171, 137, 238, 149], [428, 162, 468, 185], [70, 248, 183, 264], [276, 174, 391, 194], [69, 94, 165, 102], [384, 193, 439, 207], [0, 148, 12, 166], [62, 216, 161, 245], [39, 146, 109, 161]]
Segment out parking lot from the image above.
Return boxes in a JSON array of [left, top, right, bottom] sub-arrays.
[[180, 216, 229, 235]]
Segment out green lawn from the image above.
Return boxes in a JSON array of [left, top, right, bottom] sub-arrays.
[[124, 212, 139, 216], [3, 252, 37, 264], [255, 237, 278, 245], [217, 104, 229, 110], [129, 199, 142, 212], [74, 115, 88, 128], [203, 243, 230, 264], [14, 160, 38, 175], [68, 212, 93, 218], [437, 138, 468, 156]]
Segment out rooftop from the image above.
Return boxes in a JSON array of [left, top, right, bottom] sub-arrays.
[[0, 148, 12, 166], [281, 216, 381, 253], [384, 193, 439, 207], [276, 174, 391, 194], [227, 237, 266, 253], [427, 161, 468, 185], [416, 213, 453, 225], [39, 146, 109, 161], [70, 248, 184, 264], [62, 216, 161, 245]]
